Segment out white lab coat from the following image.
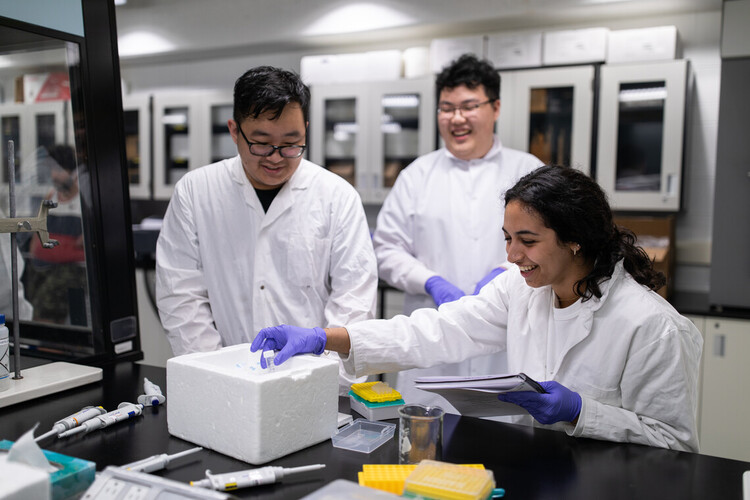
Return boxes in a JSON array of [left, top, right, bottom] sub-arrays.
[[372, 138, 542, 410], [343, 262, 703, 452], [156, 156, 378, 391]]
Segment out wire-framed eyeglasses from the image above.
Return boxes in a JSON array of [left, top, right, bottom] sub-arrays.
[[237, 125, 306, 158], [437, 99, 493, 118]]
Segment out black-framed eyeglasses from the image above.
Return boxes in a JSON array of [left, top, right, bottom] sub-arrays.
[[437, 99, 493, 117], [237, 125, 306, 158]]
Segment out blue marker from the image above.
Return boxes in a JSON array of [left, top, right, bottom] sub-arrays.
[[58, 403, 144, 437]]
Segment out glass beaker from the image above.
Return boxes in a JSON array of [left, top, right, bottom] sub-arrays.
[[398, 404, 444, 464]]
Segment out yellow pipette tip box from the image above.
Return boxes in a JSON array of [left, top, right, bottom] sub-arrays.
[[350, 381, 402, 403], [402, 460, 495, 500], [358, 463, 485, 495]]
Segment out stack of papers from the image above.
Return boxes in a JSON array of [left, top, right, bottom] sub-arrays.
[[414, 373, 544, 418]]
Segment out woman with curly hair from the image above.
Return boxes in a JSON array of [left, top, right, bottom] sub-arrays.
[[252, 165, 703, 452]]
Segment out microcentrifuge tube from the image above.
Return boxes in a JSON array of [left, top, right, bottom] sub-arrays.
[[263, 350, 276, 372]]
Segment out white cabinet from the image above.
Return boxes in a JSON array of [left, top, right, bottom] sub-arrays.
[[596, 60, 688, 211], [697, 317, 750, 462], [124, 91, 235, 201], [122, 94, 151, 200], [497, 65, 595, 174], [310, 78, 435, 203]]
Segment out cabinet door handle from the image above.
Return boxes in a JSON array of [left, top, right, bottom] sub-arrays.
[[713, 334, 725, 357]]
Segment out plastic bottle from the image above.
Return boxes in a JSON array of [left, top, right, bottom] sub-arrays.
[[0, 314, 9, 392]]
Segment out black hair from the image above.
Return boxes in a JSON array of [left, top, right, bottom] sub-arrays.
[[47, 144, 77, 173], [435, 53, 500, 102], [504, 165, 665, 301], [233, 66, 310, 124]]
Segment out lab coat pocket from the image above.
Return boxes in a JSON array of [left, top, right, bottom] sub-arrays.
[[287, 236, 321, 287]]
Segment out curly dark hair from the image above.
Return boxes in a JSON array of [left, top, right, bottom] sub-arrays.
[[233, 66, 310, 124], [435, 53, 500, 101], [504, 165, 665, 301]]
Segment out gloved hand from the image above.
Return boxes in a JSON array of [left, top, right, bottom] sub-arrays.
[[472, 266, 507, 295], [424, 275, 465, 306], [496, 381, 582, 425], [250, 325, 327, 368]]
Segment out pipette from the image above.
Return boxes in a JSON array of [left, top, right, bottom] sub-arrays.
[[122, 446, 203, 473], [191, 464, 326, 491], [58, 402, 144, 438], [35, 405, 107, 442], [137, 377, 166, 407]]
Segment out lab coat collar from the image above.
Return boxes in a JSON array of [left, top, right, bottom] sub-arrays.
[[261, 160, 315, 229], [443, 136, 504, 165], [227, 155, 313, 227]]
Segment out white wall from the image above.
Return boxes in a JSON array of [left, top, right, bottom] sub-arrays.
[[120, 10, 722, 294]]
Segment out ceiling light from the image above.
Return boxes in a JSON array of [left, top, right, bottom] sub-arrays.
[[118, 31, 175, 57], [303, 3, 415, 36]]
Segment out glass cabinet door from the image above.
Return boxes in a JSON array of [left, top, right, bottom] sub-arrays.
[[198, 91, 234, 167], [152, 93, 202, 200], [381, 93, 420, 187], [596, 60, 688, 211], [370, 78, 435, 203], [122, 94, 151, 199], [310, 79, 435, 203], [310, 84, 368, 190], [498, 66, 594, 174], [209, 104, 234, 163]]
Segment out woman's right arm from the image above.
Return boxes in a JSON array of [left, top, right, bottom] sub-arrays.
[[323, 327, 351, 355]]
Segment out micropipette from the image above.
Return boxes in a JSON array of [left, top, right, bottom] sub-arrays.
[[35, 405, 107, 442], [137, 377, 166, 407], [122, 446, 203, 473], [58, 402, 144, 438], [191, 464, 326, 491]]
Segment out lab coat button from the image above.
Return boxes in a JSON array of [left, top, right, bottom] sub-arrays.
[[260, 285, 265, 290]]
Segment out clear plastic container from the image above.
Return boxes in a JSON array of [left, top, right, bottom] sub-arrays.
[[331, 418, 396, 453]]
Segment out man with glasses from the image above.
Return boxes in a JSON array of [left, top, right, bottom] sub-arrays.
[[373, 54, 542, 412], [156, 66, 377, 392]]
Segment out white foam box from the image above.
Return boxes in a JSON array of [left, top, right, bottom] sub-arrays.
[[429, 35, 485, 73], [543, 27, 609, 65], [167, 344, 339, 464], [486, 32, 543, 69], [606, 26, 679, 63]]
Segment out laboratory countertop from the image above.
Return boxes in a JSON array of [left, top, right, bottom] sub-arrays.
[[671, 290, 750, 320], [1, 362, 749, 499]]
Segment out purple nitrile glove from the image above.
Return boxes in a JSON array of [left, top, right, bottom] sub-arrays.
[[250, 324, 327, 368], [424, 275, 465, 306], [472, 266, 507, 295], [496, 381, 582, 425]]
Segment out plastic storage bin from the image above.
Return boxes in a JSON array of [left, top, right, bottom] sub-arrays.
[[331, 419, 396, 453]]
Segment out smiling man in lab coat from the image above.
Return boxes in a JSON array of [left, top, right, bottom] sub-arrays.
[[373, 54, 543, 411], [155, 66, 377, 392]]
